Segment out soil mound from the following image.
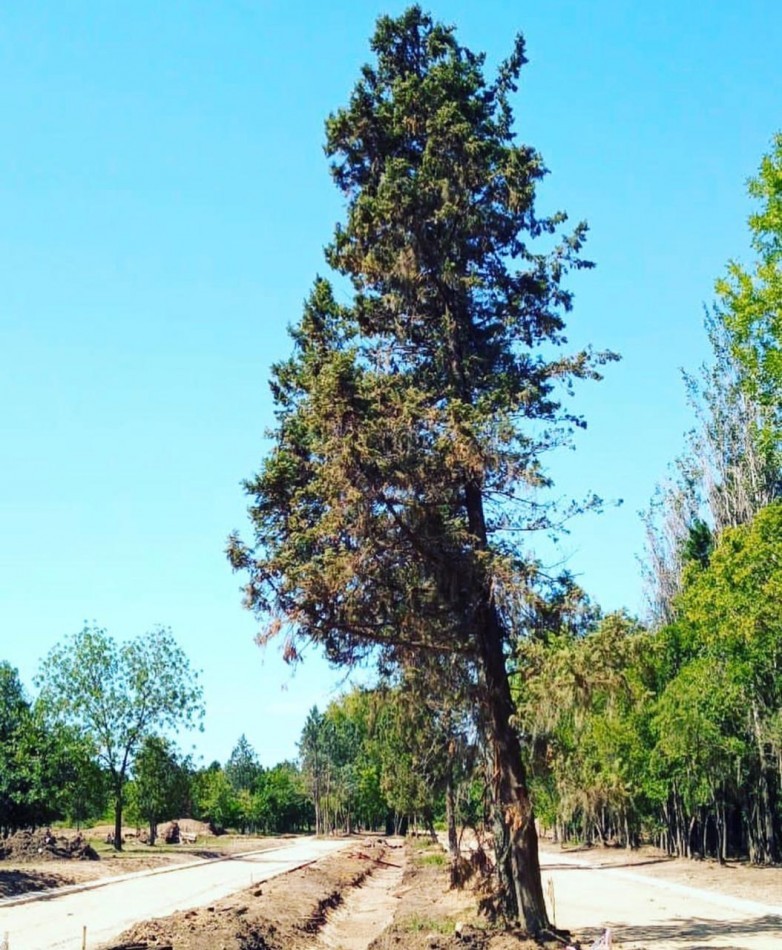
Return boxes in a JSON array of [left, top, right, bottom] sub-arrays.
[[0, 829, 99, 862], [158, 818, 215, 842], [87, 819, 215, 844]]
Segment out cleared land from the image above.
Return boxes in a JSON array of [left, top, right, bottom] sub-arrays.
[[3, 831, 782, 949], [541, 845, 782, 949], [0, 833, 351, 950]]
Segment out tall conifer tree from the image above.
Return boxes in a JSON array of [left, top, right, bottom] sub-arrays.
[[229, 7, 611, 932]]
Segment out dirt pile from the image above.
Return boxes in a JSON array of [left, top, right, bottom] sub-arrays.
[[87, 819, 215, 845], [0, 829, 99, 862]]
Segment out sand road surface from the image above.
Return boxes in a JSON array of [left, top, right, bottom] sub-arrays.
[[4, 838, 782, 950], [0, 836, 351, 950], [540, 847, 782, 949]]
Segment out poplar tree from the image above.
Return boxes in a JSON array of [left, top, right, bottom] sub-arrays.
[[229, 7, 610, 932]]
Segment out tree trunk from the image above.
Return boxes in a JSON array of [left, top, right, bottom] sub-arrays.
[[477, 600, 550, 935], [445, 766, 461, 887], [461, 474, 549, 935], [148, 819, 157, 846], [751, 702, 779, 863], [312, 772, 322, 835], [113, 784, 123, 852]]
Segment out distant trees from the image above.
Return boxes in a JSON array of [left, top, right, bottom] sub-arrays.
[[1, 652, 471, 843], [527, 506, 782, 864], [192, 738, 311, 835], [225, 734, 262, 796], [534, 134, 782, 865], [661, 505, 782, 863], [298, 697, 380, 837], [717, 132, 782, 414], [0, 661, 99, 835], [254, 762, 311, 834], [37, 625, 204, 850], [0, 662, 38, 835], [644, 135, 782, 623], [642, 312, 778, 624], [193, 763, 239, 833], [296, 685, 480, 850]]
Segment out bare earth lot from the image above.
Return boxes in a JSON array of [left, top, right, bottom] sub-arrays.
[[3, 829, 782, 949], [0, 822, 238, 899]]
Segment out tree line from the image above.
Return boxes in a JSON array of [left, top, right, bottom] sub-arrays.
[[1, 648, 476, 848], [514, 135, 782, 866], [0, 643, 312, 841]]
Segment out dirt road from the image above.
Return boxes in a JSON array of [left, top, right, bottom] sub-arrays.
[[0, 837, 351, 950], [540, 846, 782, 949]]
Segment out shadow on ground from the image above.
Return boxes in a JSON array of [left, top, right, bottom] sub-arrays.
[[0, 869, 69, 898], [544, 857, 673, 871], [579, 913, 782, 949]]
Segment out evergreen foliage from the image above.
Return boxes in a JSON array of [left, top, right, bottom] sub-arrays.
[[229, 7, 611, 930]]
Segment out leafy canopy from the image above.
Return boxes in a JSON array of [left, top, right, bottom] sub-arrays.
[[38, 625, 203, 784], [718, 133, 782, 409]]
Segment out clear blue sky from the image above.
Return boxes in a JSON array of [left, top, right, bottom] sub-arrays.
[[1, 1, 780, 766]]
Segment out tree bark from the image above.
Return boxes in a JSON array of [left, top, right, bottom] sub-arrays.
[[113, 783, 123, 852], [445, 763, 461, 887], [477, 601, 550, 935], [460, 474, 549, 934]]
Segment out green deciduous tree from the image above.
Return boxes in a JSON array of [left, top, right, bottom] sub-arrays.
[[299, 707, 327, 835], [0, 662, 92, 834], [717, 133, 782, 412], [253, 762, 311, 833], [0, 662, 31, 835], [37, 625, 203, 850], [194, 765, 238, 833], [643, 137, 782, 626], [132, 736, 192, 844], [518, 613, 650, 848], [669, 503, 782, 862]]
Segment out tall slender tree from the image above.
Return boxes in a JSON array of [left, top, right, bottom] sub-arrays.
[[229, 7, 611, 932], [298, 707, 327, 834]]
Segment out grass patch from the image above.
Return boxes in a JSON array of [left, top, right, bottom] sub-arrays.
[[86, 838, 185, 859], [418, 851, 447, 866], [399, 913, 454, 934]]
